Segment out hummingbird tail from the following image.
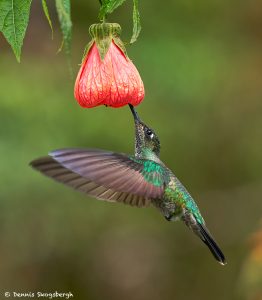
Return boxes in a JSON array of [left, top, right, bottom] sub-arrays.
[[197, 222, 226, 265]]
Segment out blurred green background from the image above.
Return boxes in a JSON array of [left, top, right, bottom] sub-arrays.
[[0, 1, 262, 299]]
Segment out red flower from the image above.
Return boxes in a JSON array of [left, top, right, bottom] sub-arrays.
[[74, 23, 144, 108]]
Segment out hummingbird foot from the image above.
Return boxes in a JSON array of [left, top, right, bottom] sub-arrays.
[[165, 215, 173, 221]]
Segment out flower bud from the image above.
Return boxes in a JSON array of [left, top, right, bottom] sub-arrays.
[[74, 23, 144, 108]]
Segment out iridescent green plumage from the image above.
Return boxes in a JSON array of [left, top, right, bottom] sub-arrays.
[[129, 156, 169, 187], [164, 181, 204, 224]]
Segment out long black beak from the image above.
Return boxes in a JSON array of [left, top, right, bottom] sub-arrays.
[[128, 104, 141, 122]]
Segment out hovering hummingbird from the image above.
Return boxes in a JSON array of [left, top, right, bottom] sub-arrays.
[[30, 104, 226, 265]]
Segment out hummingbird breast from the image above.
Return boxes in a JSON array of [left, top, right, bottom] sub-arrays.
[[153, 172, 202, 222], [152, 175, 183, 221]]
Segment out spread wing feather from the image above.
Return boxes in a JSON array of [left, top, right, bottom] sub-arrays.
[[30, 148, 168, 207], [30, 156, 150, 207], [48, 148, 167, 199]]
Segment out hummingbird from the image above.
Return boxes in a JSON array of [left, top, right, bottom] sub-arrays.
[[30, 104, 226, 265]]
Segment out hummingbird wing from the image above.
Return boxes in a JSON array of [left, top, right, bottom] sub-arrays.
[[31, 156, 150, 207], [30, 148, 168, 206]]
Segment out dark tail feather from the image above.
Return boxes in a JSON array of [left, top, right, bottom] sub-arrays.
[[198, 223, 226, 265]]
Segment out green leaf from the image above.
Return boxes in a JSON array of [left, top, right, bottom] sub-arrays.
[[0, 0, 32, 62], [41, 0, 53, 39], [130, 0, 141, 44], [55, 0, 72, 57], [99, 0, 126, 21]]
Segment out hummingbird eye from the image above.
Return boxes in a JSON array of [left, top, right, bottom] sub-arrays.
[[145, 128, 154, 139]]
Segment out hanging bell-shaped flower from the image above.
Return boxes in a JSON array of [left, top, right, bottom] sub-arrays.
[[74, 23, 145, 108]]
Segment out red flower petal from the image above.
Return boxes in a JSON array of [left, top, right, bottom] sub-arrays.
[[74, 41, 144, 108]]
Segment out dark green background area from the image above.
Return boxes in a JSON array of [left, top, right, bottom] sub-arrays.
[[0, 1, 262, 299]]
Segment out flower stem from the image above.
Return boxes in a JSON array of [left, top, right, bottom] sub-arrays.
[[98, 0, 106, 22]]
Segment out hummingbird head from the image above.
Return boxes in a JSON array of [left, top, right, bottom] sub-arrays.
[[129, 104, 160, 158]]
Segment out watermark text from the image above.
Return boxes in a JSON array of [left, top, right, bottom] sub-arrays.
[[4, 291, 73, 299]]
